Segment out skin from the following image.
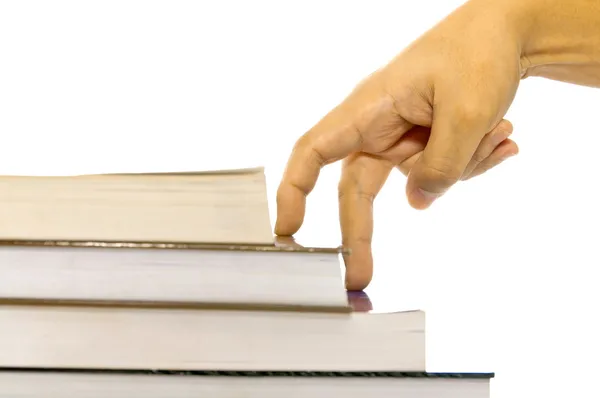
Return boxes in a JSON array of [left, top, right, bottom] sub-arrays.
[[275, 0, 600, 290]]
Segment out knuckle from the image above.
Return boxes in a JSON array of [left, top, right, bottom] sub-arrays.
[[453, 100, 497, 130], [337, 175, 375, 203], [338, 189, 375, 204], [455, 103, 490, 125], [292, 134, 312, 153], [337, 180, 351, 198], [309, 146, 326, 167], [293, 134, 326, 168], [349, 121, 366, 146]]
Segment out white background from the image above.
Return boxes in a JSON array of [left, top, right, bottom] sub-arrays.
[[1, 1, 599, 396]]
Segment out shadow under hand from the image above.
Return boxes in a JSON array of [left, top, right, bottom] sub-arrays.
[[347, 290, 373, 312]]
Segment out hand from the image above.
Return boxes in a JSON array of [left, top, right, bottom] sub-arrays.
[[275, 0, 523, 290], [380, 119, 517, 182]]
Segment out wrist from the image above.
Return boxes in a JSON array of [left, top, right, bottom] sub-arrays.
[[508, 0, 600, 81]]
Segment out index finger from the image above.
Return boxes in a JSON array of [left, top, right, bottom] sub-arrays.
[[274, 82, 383, 236], [274, 121, 362, 235]]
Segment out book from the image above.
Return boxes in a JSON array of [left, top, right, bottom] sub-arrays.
[[0, 291, 493, 397], [0, 167, 273, 245], [0, 369, 493, 398], [0, 297, 425, 372], [0, 238, 349, 310], [0, 166, 495, 396]]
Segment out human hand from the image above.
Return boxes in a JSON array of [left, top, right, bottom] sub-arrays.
[[276, 0, 524, 290]]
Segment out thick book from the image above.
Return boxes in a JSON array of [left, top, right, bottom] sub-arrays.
[[0, 369, 493, 398], [0, 167, 273, 245], [0, 295, 425, 372], [0, 238, 349, 309]]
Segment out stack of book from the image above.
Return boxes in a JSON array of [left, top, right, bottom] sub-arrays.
[[0, 167, 493, 397]]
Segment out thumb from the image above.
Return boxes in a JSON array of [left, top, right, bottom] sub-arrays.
[[406, 103, 496, 209]]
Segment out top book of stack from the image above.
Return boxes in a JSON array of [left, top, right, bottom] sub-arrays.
[[0, 167, 274, 245], [0, 167, 349, 310]]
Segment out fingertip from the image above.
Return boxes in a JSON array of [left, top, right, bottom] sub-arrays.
[[274, 184, 306, 236], [462, 138, 520, 180], [495, 138, 519, 161], [408, 101, 491, 209], [405, 169, 442, 210], [407, 186, 440, 210], [273, 222, 297, 237], [345, 270, 373, 291], [404, 151, 462, 210], [274, 205, 301, 235], [346, 278, 371, 292], [342, 247, 373, 291], [506, 139, 519, 156], [497, 119, 514, 135]]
